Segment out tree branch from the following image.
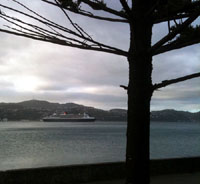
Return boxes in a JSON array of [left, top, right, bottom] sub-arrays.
[[151, 11, 200, 54], [0, 14, 86, 45], [120, 0, 131, 16], [80, 0, 127, 18], [153, 37, 200, 56], [0, 3, 78, 36], [153, 72, 200, 90], [54, 0, 90, 39], [0, 2, 128, 57], [0, 28, 128, 57], [153, 0, 200, 24], [153, 13, 191, 24], [120, 85, 128, 90], [42, 0, 128, 23]]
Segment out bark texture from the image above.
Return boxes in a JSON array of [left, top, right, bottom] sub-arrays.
[[126, 1, 153, 183]]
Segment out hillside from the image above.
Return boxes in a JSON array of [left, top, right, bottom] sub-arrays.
[[0, 100, 199, 122], [0, 100, 126, 121], [151, 109, 200, 122]]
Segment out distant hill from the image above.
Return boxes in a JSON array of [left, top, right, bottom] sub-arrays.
[[151, 109, 200, 122], [0, 100, 126, 121], [0, 100, 199, 122]]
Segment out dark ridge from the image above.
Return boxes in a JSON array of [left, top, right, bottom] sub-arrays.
[[0, 100, 199, 122]]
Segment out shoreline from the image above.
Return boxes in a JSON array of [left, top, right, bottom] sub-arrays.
[[0, 157, 200, 184]]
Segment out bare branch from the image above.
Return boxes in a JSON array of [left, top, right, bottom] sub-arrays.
[[154, 13, 190, 24], [154, 37, 200, 56], [151, 11, 200, 54], [153, 1, 200, 24], [54, 0, 89, 39], [0, 2, 128, 57], [42, 0, 128, 23], [80, 0, 127, 18], [120, 85, 128, 90], [10, 0, 91, 40], [0, 28, 127, 56], [0, 14, 87, 46], [120, 0, 131, 16], [1, 16, 51, 38], [11, 0, 72, 31], [0, 4, 78, 36], [153, 72, 200, 90]]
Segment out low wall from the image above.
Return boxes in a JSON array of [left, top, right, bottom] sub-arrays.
[[0, 157, 200, 184]]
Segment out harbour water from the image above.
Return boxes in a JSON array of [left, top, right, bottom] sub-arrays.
[[0, 121, 200, 171]]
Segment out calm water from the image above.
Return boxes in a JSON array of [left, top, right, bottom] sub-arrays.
[[0, 121, 200, 171]]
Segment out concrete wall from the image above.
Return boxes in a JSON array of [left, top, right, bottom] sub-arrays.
[[0, 157, 200, 184]]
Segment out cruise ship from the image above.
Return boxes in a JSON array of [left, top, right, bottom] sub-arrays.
[[42, 112, 95, 122]]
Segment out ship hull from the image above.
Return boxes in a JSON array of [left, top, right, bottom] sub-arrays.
[[42, 118, 95, 122]]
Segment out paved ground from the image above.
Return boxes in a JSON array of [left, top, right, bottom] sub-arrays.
[[82, 172, 200, 184]]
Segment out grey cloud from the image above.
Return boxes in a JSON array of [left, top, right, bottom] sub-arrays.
[[153, 45, 200, 83], [39, 83, 68, 91], [152, 79, 200, 111], [0, 87, 127, 110], [0, 0, 199, 111], [27, 44, 128, 89], [153, 88, 200, 101], [42, 91, 127, 110], [0, 35, 32, 59], [0, 80, 13, 88]]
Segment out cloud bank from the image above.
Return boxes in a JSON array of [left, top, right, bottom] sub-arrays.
[[0, 0, 199, 111]]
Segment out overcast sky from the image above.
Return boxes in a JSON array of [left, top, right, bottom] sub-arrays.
[[0, 0, 199, 112]]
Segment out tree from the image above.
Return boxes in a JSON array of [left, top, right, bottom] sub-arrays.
[[0, 0, 200, 183]]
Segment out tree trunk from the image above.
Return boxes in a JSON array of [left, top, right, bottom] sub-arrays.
[[126, 1, 153, 184]]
